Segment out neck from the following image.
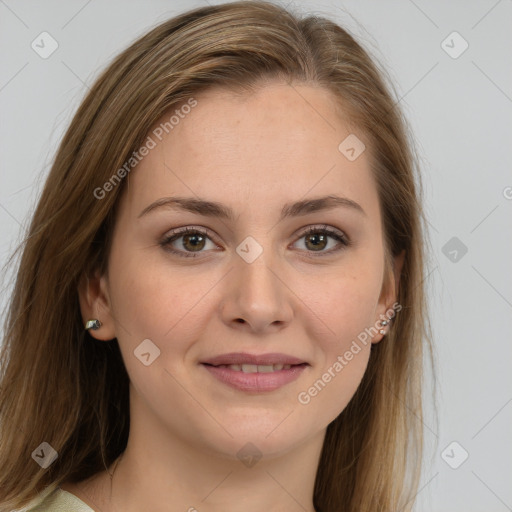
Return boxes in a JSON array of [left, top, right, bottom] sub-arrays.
[[78, 389, 325, 512]]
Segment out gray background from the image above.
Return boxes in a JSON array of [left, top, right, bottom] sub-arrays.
[[1, 1, 511, 510]]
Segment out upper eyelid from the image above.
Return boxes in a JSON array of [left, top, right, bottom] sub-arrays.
[[163, 226, 219, 243]]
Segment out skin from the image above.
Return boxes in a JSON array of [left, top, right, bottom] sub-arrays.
[[63, 81, 403, 512]]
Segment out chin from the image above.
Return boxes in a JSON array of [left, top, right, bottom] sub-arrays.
[[204, 415, 311, 456], [206, 432, 303, 464]]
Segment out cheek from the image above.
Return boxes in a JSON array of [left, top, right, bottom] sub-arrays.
[[106, 245, 221, 365], [294, 286, 377, 423], [105, 249, 216, 419], [293, 256, 382, 416], [299, 254, 384, 346], [296, 343, 371, 430]]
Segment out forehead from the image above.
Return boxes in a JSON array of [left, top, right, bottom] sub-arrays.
[[121, 82, 379, 221]]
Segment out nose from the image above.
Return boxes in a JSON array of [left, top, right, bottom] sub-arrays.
[[220, 248, 294, 334]]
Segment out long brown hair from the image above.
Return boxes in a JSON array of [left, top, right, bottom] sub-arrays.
[[0, 2, 435, 510]]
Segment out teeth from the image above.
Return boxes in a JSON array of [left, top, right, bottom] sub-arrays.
[[216, 363, 297, 372]]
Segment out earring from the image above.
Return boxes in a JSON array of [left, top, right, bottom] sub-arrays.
[[85, 319, 102, 331], [379, 319, 389, 335]]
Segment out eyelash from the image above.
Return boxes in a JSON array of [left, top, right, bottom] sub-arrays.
[[159, 225, 350, 259]]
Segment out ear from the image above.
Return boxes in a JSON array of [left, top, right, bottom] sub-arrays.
[[372, 249, 405, 344], [78, 268, 117, 341]]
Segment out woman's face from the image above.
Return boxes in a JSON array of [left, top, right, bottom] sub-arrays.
[[84, 82, 399, 461]]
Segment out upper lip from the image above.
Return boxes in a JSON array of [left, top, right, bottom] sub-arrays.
[[201, 352, 308, 366]]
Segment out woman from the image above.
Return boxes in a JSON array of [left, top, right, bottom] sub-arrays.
[[0, 1, 434, 511]]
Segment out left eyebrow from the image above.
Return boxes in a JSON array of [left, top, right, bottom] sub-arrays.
[[137, 194, 366, 221]]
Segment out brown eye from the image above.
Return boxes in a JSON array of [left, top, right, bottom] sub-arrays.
[[304, 232, 329, 251], [293, 226, 350, 256], [181, 232, 206, 252], [160, 227, 217, 258]]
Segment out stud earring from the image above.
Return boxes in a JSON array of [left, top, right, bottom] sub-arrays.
[[85, 319, 102, 331], [379, 319, 389, 335]]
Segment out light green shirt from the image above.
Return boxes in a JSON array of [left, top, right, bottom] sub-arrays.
[[18, 485, 94, 512]]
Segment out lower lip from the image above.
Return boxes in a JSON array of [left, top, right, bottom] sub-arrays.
[[201, 363, 308, 392]]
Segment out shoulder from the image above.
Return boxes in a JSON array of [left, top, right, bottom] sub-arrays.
[[17, 486, 95, 512]]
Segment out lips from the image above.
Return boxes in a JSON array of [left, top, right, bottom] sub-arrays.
[[212, 363, 299, 373], [201, 352, 308, 367], [200, 352, 309, 392]]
